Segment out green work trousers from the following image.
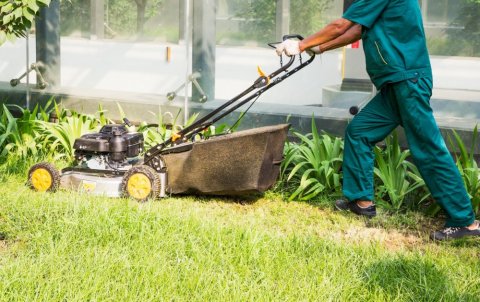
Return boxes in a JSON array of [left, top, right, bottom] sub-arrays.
[[342, 77, 475, 227]]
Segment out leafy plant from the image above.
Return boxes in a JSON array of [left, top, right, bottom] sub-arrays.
[[373, 131, 429, 211], [0, 104, 45, 161], [39, 116, 97, 161], [0, 0, 51, 45], [36, 103, 101, 161], [448, 126, 480, 214], [97, 104, 112, 127], [200, 111, 246, 140], [137, 108, 200, 150], [281, 118, 343, 201]]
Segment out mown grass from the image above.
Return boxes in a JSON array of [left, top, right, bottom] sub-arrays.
[[1, 175, 480, 301]]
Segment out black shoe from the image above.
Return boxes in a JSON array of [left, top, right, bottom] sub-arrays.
[[431, 221, 480, 241], [334, 199, 376, 218]]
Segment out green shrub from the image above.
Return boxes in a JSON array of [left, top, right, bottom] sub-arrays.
[[0, 104, 46, 161], [281, 119, 343, 201], [34, 103, 103, 161], [373, 131, 429, 212], [136, 109, 200, 150], [448, 126, 480, 214], [136, 107, 238, 151], [38, 115, 98, 161]]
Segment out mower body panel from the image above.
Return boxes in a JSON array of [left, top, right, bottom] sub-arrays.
[[60, 170, 167, 198], [60, 171, 124, 197]]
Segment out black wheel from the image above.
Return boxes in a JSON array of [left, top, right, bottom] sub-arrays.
[[121, 165, 161, 202], [27, 162, 61, 192]]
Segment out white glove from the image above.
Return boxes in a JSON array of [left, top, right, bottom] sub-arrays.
[[275, 39, 301, 56], [309, 46, 322, 55]]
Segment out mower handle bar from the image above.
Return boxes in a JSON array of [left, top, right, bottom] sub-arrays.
[[144, 35, 314, 164]]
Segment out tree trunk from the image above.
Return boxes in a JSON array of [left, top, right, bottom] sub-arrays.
[[136, 1, 147, 36]]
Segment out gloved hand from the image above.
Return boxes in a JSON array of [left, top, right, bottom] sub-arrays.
[[275, 39, 301, 56], [309, 46, 322, 55]]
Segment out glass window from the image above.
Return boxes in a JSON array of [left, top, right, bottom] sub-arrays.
[[426, 0, 449, 24], [0, 0, 478, 128], [58, 0, 189, 123], [424, 0, 479, 57], [213, 0, 342, 107]]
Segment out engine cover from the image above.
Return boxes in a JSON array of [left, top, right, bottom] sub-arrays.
[[74, 124, 144, 160]]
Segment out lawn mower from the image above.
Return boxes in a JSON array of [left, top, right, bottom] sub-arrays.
[[27, 35, 315, 201]]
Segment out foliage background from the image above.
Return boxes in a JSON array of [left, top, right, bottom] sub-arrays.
[[0, 0, 51, 45], [230, 0, 333, 43], [60, 0, 164, 38]]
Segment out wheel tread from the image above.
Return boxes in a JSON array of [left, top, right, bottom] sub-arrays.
[[121, 165, 161, 202], [27, 162, 61, 192]]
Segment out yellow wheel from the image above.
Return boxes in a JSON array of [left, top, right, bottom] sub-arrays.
[[121, 165, 160, 202], [28, 162, 60, 192]]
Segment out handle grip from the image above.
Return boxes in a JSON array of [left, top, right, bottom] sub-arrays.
[[282, 34, 304, 41], [268, 34, 304, 49]]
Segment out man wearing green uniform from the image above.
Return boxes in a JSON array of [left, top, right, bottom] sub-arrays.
[[276, 0, 479, 240]]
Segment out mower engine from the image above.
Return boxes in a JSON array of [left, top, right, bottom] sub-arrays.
[[73, 124, 144, 171]]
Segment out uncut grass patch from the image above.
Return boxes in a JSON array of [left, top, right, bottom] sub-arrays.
[[1, 176, 480, 301]]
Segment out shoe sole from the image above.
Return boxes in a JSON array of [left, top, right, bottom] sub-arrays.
[[334, 201, 376, 218]]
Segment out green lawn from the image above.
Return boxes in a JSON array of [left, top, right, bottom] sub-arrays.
[[1, 175, 479, 301]]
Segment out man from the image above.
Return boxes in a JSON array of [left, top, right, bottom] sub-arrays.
[[276, 0, 479, 241]]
